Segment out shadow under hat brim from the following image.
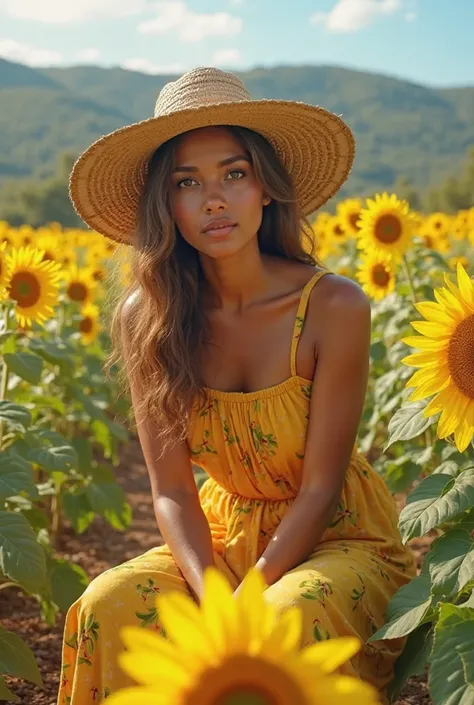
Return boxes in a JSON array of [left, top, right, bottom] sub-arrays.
[[69, 99, 355, 244]]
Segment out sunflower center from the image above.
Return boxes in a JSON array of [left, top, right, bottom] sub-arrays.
[[80, 317, 93, 334], [371, 264, 390, 287], [447, 314, 474, 399], [374, 214, 402, 244], [334, 225, 344, 238], [67, 282, 88, 301], [184, 654, 308, 705], [423, 235, 433, 248], [9, 271, 41, 308], [42, 251, 55, 261], [349, 212, 360, 229], [216, 688, 277, 705]]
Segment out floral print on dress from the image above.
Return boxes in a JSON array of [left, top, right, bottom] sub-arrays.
[[299, 575, 333, 606], [249, 421, 277, 458], [191, 429, 217, 458]]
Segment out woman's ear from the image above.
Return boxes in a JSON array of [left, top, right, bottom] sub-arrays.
[[263, 194, 271, 206]]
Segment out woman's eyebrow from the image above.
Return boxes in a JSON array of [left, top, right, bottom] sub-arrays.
[[172, 154, 250, 173]]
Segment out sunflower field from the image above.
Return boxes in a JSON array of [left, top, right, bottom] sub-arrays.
[[1, 196, 474, 705]]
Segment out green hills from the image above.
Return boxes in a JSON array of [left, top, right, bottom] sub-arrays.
[[1, 57, 473, 199]]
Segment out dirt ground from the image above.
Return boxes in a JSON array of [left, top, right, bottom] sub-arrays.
[[1, 439, 432, 705]]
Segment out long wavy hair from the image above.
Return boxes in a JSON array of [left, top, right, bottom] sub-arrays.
[[106, 125, 317, 453]]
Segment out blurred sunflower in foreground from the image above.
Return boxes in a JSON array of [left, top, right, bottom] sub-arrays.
[[402, 262, 474, 452], [357, 193, 416, 259], [3, 246, 62, 327], [357, 252, 396, 301], [106, 568, 379, 705]]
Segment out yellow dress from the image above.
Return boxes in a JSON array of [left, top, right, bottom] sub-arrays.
[[57, 270, 416, 705]]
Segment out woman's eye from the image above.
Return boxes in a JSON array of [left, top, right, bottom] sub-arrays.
[[226, 169, 245, 181], [177, 178, 197, 188]]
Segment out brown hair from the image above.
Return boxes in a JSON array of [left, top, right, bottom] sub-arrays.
[[106, 126, 317, 453]]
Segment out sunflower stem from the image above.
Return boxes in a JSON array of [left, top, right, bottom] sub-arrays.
[[401, 254, 418, 305]]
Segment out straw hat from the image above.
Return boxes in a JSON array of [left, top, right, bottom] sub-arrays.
[[69, 66, 355, 245]]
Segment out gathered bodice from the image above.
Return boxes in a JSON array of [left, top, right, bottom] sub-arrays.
[[187, 269, 329, 499]]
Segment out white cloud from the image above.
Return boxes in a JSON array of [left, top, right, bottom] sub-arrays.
[[212, 49, 241, 65], [0, 0, 146, 23], [138, 1, 242, 42], [75, 48, 101, 62], [0, 38, 62, 65], [121, 57, 183, 75], [311, 0, 402, 33]]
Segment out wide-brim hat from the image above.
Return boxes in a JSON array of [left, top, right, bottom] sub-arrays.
[[69, 66, 355, 245]]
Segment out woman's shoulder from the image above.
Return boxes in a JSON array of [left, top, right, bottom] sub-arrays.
[[301, 267, 371, 328]]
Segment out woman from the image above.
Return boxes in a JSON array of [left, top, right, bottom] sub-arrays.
[[58, 67, 416, 704]]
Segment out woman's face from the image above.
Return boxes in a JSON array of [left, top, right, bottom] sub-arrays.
[[170, 126, 270, 258]]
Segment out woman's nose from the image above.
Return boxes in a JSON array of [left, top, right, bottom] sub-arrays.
[[203, 188, 227, 214]]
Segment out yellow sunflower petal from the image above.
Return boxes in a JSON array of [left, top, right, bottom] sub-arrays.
[[314, 674, 381, 705], [105, 686, 168, 705], [236, 569, 275, 649], [456, 263, 474, 307], [408, 372, 450, 401], [299, 637, 361, 673], [410, 320, 451, 339], [454, 414, 474, 452], [414, 301, 454, 325], [117, 650, 191, 688], [201, 567, 236, 653], [401, 351, 439, 368], [437, 391, 471, 438], [157, 592, 216, 660], [402, 336, 448, 351], [424, 384, 461, 417], [261, 605, 302, 655]]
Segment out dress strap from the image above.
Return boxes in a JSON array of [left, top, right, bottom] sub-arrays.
[[290, 269, 331, 377]]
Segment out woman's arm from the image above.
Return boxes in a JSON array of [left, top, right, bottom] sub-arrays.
[[121, 298, 214, 603], [253, 277, 371, 588]]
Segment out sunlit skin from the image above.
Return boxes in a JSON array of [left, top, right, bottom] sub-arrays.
[[141, 125, 372, 602]]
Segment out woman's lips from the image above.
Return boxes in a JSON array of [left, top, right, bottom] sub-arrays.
[[202, 221, 237, 238]]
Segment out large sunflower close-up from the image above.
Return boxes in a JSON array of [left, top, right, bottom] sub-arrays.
[[402, 262, 474, 451], [3, 246, 63, 327], [357, 252, 396, 301], [106, 568, 379, 705], [357, 193, 416, 259]]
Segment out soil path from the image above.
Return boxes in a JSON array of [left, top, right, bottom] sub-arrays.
[[1, 438, 431, 705]]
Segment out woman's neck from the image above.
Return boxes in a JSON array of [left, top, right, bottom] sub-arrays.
[[200, 242, 273, 313]]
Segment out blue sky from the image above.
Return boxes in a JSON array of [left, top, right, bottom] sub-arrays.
[[0, 0, 472, 87]]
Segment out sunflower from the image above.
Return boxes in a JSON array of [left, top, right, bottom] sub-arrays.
[[3, 246, 62, 327], [449, 256, 469, 271], [402, 262, 474, 451], [78, 302, 101, 344], [357, 193, 416, 259], [423, 212, 451, 239], [37, 232, 62, 263], [326, 215, 348, 245], [337, 198, 362, 237], [0, 241, 8, 300], [357, 252, 396, 301], [62, 265, 98, 304], [106, 568, 379, 705]]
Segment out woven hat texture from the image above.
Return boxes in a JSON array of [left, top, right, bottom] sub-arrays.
[[69, 66, 355, 244]]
